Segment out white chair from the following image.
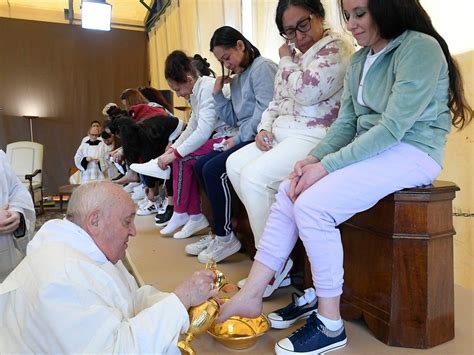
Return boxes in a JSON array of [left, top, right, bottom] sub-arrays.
[[6, 141, 44, 215]]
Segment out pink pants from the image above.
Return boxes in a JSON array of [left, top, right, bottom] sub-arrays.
[[172, 137, 223, 214], [255, 143, 441, 298]]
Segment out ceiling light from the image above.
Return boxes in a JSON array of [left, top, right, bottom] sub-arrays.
[[81, 0, 112, 31]]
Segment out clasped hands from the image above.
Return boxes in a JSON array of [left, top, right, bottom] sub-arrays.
[[288, 155, 328, 202], [0, 206, 21, 234]]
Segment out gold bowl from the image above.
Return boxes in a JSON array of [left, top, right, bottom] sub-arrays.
[[207, 310, 270, 350]]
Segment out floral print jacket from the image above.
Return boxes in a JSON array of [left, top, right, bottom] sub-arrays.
[[258, 29, 354, 133]]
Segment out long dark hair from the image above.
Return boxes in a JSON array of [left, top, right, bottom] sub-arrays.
[[108, 113, 169, 164], [340, 0, 472, 128], [209, 26, 261, 70], [165, 51, 216, 83], [275, 0, 325, 33], [138, 86, 173, 113]]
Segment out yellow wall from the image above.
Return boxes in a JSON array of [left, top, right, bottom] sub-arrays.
[[148, 0, 473, 288]]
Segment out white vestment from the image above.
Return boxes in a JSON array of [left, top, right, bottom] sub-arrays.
[[74, 140, 108, 183], [0, 150, 35, 282], [0, 219, 189, 354]]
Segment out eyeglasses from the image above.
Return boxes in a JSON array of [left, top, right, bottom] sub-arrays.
[[280, 15, 313, 40]]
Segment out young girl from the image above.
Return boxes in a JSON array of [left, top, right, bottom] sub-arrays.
[[218, 0, 473, 353], [155, 50, 237, 238], [187, 26, 278, 263]]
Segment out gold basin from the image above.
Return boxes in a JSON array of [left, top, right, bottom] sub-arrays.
[[207, 312, 270, 350]]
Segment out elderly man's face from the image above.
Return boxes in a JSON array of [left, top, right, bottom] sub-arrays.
[[95, 193, 136, 264]]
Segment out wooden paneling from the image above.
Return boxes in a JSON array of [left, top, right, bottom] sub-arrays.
[[0, 17, 148, 194]]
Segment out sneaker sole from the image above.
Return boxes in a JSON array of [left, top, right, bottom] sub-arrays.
[[155, 220, 169, 227], [173, 225, 210, 239], [185, 241, 211, 255], [136, 210, 157, 216], [268, 308, 317, 329], [275, 338, 347, 355], [159, 226, 184, 237], [197, 241, 241, 264], [263, 259, 293, 298]]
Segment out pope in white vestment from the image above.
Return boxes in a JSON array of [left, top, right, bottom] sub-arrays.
[[0, 182, 216, 354], [0, 150, 35, 282]]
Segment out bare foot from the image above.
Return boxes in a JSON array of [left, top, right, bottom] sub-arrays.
[[216, 289, 263, 323]]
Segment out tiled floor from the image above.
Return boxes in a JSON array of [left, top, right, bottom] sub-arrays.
[[126, 214, 474, 355]]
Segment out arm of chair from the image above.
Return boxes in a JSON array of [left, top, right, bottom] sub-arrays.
[[25, 169, 42, 182]]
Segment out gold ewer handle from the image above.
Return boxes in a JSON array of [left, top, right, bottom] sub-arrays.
[[178, 259, 226, 355]]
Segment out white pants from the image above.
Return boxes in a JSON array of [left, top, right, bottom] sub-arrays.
[[226, 126, 326, 245]]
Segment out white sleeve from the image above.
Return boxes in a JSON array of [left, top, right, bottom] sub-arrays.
[[32, 281, 189, 354], [172, 84, 218, 157], [74, 142, 87, 171]]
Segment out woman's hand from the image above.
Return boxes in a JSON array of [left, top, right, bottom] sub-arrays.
[[279, 42, 293, 58], [255, 130, 274, 151], [213, 75, 232, 94], [173, 270, 218, 310], [222, 137, 235, 151], [109, 147, 124, 163], [288, 156, 326, 201], [157, 151, 175, 170]]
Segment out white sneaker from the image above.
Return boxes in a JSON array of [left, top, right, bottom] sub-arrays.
[[185, 234, 214, 255], [130, 159, 171, 179], [137, 197, 149, 208], [173, 215, 209, 239], [237, 258, 294, 298], [156, 196, 168, 214], [197, 232, 241, 264], [136, 201, 158, 216], [131, 186, 146, 201], [123, 182, 140, 193]]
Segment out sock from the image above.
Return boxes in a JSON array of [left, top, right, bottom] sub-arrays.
[[317, 313, 343, 331], [190, 213, 204, 222], [160, 212, 189, 234], [217, 232, 233, 242]]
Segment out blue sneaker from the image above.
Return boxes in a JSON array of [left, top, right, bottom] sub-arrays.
[[268, 288, 318, 329], [275, 312, 347, 355]]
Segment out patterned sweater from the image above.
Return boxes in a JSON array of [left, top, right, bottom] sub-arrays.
[[258, 30, 354, 133]]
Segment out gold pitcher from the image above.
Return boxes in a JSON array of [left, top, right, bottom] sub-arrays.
[[178, 259, 228, 355]]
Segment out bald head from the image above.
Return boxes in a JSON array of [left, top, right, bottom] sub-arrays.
[[66, 181, 131, 226], [66, 181, 137, 263]]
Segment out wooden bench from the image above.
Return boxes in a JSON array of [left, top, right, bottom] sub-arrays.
[[335, 180, 459, 349], [202, 180, 459, 349]]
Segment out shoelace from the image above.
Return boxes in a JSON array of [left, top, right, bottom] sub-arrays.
[[291, 312, 320, 344], [277, 288, 316, 316]]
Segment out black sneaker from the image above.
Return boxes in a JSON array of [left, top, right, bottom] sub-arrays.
[[154, 205, 173, 226], [275, 312, 347, 355], [268, 288, 318, 329]]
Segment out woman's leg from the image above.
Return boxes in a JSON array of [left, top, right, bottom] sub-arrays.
[[294, 143, 441, 320], [200, 141, 251, 236], [234, 133, 321, 245], [173, 139, 219, 214], [218, 179, 299, 320], [226, 142, 263, 200]]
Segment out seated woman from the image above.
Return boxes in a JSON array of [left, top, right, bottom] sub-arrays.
[[120, 88, 174, 123], [187, 26, 278, 264], [217, 0, 472, 354], [109, 112, 183, 215], [226, 0, 353, 296], [138, 86, 175, 114], [74, 126, 108, 183], [151, 50, 237, 238]]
